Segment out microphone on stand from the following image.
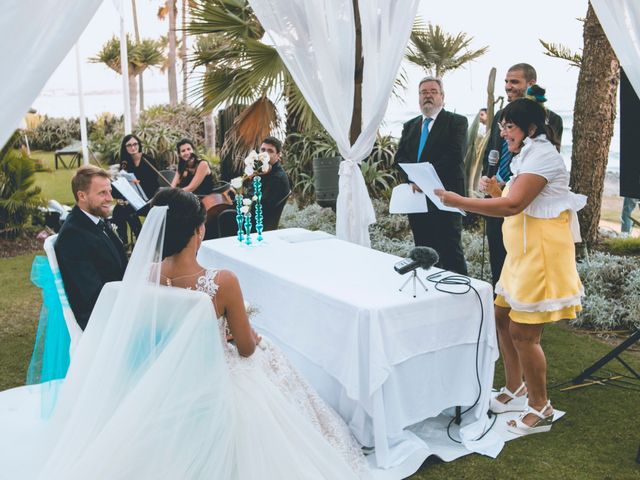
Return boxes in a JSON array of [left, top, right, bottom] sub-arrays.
[[394, 247, 439, 275], [395, 247, 439, 297]]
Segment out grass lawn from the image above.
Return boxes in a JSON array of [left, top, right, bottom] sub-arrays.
[[31, 150, 100, 206], [1, 252, 638, 479]]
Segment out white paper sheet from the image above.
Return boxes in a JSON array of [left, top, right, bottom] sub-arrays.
[[399, 163, 466, 215], [111, 177, 147, 211], [389, 184, 428, 214]]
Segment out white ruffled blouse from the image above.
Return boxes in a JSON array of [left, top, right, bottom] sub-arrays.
[[506, 135, 587, 243]]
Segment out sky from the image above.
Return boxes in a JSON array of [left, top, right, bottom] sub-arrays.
[[34, 0, 589, 133]]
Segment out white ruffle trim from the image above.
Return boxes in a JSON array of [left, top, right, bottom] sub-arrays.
[[495, 285, 584, 313], [524, 193, 587, 219]]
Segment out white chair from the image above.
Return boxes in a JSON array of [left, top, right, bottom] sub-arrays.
[[43, 235, 83, 357]]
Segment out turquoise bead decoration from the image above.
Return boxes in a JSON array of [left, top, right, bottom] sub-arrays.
[[244, 211, 253, 245], [235, 193, 244, 242], [253, 176, 264, 241]]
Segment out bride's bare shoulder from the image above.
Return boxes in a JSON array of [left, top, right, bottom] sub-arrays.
[[210, 269, 241, 291]]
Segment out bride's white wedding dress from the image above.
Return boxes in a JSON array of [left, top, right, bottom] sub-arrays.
[[0, 206, 368, 479], [194, 269, 367, 474]]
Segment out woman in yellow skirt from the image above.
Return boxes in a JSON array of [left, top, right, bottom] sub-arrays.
[[435, 98, 585, 436]]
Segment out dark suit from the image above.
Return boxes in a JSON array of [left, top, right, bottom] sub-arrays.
[[250, 162, 291, 231], [394, 109, 468, 275], [55, 206, 128, 330], [481, 106, 563, 286]]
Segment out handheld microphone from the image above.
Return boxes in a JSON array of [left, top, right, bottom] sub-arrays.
[[394, 247, 440, 274], [486, 150, 500, 178]]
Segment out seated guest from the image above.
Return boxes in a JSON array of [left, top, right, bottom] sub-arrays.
[[112, 134, 161, 243], [171, 138, 215, 195], [250, 136, 291, 230], [55, 165, 128, 330]]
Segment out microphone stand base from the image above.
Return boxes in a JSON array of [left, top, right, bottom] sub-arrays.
[[399, 270, 428, 298]]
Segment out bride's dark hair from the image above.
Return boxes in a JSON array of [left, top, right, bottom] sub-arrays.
[[151, 187, 206, 258]]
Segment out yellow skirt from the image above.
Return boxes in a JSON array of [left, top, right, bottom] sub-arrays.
[[495, 209, 583, 324]]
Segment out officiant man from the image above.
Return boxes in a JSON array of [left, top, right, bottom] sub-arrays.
[[393, 77, 468, 275], [56, 165, 128, 330]]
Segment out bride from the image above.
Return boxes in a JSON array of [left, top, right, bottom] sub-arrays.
[[0, 189, 367, 479]]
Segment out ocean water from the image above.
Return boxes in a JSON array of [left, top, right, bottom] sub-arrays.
[[383, 109, 621, 173], [32, 91, 620, 172]]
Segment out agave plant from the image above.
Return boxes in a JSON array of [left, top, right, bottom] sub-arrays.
[[0, 133, 44, 238]]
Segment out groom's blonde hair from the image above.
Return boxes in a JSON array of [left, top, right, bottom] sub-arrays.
[[71, 165, 110, 201]]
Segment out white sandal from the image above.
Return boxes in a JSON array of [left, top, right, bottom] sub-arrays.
[[507, 400, 554, 436], [489, 383, 527, 413]]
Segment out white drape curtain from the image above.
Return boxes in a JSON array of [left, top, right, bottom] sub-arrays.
[[0, 0, 103, 150], [248, 0, 419, 247], [592, 0, 640, 96]]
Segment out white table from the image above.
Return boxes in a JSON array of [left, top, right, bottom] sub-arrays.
[[199, 228, 502, 469]]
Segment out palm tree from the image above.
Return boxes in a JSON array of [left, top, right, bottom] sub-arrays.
[[181, 0, 189, 103], [130, 0, 146, 110], [158, 0, 179, 105], [539, 5, 618, 246], [568, 3, 619, 245], [90, 36, 164, 124], [188, 0, 313, 154], [406, 22, 488, 78], [137, 38, 166, 112]]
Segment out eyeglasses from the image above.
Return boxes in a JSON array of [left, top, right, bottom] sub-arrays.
[[125, 142, 139, 148], [497, 122, 516, 132]]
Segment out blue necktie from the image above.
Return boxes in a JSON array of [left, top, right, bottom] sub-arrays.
[[497, 139, 512, 183], [417, 117, 432, 161]]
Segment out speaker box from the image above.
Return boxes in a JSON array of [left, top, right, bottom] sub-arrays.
[[620, 69, 640, 198]]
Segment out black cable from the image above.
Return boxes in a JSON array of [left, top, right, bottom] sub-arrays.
[[424, 270, 496, 443]]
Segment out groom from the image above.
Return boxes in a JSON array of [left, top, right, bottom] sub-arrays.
[[56, 165, 128, 330]]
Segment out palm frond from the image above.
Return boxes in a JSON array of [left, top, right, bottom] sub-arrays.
[[188, 0, 263, 39], [406, 23, 488, 77], [539, 39, 582, 68], [222, 96, 279, 166]]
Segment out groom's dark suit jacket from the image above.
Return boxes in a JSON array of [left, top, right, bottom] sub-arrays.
[[55, 205, 128, 330], [393, 109, 468, 275]]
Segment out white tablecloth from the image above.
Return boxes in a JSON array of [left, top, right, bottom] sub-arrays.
[[199, 228, 502, 469]]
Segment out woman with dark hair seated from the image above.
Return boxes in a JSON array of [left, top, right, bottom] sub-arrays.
[[435, 98, 585, 436], [111, 134, 161, 243], [170, 138, 215, 195]]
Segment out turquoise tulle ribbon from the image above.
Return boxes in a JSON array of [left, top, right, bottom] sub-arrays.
[[27, 256, 71, 418]]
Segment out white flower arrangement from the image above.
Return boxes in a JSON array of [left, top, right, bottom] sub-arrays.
[[230, 177, 243, 189], [231, 150, 271, 209]]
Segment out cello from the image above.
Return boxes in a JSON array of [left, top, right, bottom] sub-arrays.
[[199, 182, 235, 227]]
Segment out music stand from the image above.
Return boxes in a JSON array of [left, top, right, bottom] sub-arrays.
[[557, 328, 640, 391]]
